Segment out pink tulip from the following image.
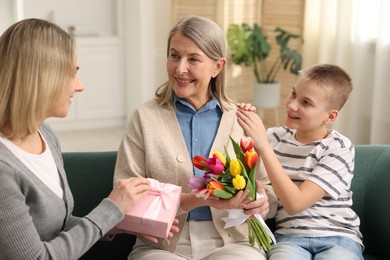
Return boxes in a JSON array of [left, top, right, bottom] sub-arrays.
[[207, 154, 225, 174], [204, 171, 219, 182], [187, 175, 206, 189]]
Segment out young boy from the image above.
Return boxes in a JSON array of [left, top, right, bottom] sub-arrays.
[[237, 64, 364, 259]]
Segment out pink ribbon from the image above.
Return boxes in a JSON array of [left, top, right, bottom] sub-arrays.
[[142, 178, 181, 220]]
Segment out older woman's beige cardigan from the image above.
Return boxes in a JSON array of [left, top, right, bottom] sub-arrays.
[[114, 99, 277, 253]]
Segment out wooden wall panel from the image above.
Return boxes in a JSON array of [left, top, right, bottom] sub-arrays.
[[172, 0, 219, 23], [261, 0, 305, 127]]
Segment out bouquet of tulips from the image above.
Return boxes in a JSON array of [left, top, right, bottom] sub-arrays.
[[187, 136, 274, 252]]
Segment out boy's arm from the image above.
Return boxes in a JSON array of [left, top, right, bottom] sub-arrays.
[[254, 137, 326, 215], [236, 109, 326, 215]]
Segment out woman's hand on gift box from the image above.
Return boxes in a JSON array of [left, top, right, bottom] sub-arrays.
[[134, 218, 180, 244], [108, 177, 151, 214], [110, 218, 180, 243]]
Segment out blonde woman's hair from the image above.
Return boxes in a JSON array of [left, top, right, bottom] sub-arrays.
[[300, 64, 353, 110], [0, 18, 75, 139], [155, 15, 232, 110]]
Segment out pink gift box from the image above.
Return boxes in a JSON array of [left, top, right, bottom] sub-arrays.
[[117, 178, 181, 238]]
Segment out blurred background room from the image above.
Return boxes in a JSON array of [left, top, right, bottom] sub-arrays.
[[1, 0, 389, 151]]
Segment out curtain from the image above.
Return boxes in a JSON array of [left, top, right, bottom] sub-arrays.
[[303, 0, 390, 144]]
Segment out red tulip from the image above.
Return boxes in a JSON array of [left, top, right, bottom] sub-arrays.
[[245, 149, 258, 169], [240, 136, 254, 153], [193, 155, 209, 170]]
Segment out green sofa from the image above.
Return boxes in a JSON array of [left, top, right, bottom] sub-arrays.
[[63, 145, 390, 260]]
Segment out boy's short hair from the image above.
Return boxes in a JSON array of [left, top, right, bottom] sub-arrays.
[[300, 64, 352, 110]]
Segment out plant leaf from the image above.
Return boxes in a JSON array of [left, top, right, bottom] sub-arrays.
[[213, 189, 234, 199], [229, 136, 245, 163], [227, 23, 302, 83], [224, 185, 238, 194], [239, 160, 255, 199]]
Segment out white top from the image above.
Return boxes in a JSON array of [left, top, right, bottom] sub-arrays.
[[0, 131, 63, 199]]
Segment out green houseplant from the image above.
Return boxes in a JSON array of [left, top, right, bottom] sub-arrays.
[[227, 23, 302, 83], [227, 23, 302, 113]]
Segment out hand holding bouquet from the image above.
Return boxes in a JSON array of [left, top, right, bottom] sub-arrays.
[[187, 136, 275, 252]]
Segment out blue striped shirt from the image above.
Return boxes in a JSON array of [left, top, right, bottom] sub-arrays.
[[174, 95, 222, 220]]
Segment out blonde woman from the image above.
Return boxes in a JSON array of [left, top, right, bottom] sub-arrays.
[[0, 19, 165, 259]]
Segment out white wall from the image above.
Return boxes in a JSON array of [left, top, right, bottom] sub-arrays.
[[0, 0, 16, 33], [121, 0, 171, 119], [19, 0, 116, 36], [0, 0, 172, 126]]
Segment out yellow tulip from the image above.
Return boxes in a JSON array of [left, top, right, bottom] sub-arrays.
[[214, 150, 226, 165], [229, 159, 242, 177], [232, 175, 246, 190]]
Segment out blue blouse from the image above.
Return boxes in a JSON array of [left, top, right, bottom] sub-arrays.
[[174, 95, 222, 220]]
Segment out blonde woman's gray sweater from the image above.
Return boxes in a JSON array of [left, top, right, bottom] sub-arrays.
[[0, 123, 123, 260]]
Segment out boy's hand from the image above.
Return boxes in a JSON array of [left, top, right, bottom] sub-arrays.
[[236, 109, 267, 151], [237, 103, 256, 112]]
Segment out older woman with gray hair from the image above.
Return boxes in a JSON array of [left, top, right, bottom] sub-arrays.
[[114, 15, 277, 260]]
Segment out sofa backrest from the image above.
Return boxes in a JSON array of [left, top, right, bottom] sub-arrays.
[[63, 151, 135, 260], [352, 145, 390, 259]]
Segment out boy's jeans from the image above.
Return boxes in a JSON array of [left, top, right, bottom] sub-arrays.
[[268, 234, 363, 260]]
